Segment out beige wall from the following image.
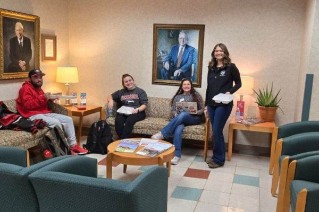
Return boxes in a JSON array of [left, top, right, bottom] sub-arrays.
[[307, 0, 319, 120], [0, 0, 316, 146], [0, 0, 69, 99]]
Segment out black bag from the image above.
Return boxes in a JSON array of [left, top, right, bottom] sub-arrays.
[[83, 120, 113, 154], [41, 126, 71, 158]]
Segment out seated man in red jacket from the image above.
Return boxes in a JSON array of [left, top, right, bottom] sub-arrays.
[[16, 69, 88, 155]]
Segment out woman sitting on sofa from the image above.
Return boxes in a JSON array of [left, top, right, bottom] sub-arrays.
[[152, 78, 204, 165], [107, 74, 148, 139]]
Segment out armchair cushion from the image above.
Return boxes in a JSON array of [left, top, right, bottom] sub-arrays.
[[290, 180, 319, 212], [0, 154, 73, 212], [29, 157, 168, 212], [278, 121, 319, 139]]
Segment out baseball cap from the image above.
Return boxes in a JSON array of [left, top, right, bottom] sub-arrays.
[[28, 69, 46, 78]]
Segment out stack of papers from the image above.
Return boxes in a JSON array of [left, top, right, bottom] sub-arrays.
[[139, 138, 157, 146], [117, 106, 134, 115], [136, 141, 173, 157], [213, 93, 234, 104]]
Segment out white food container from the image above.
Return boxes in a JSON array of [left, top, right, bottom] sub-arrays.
[[212, 93, 234, 104]]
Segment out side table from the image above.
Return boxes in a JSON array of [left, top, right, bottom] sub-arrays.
[[66, 105, 103, 144], [227, 119, 278, 174]]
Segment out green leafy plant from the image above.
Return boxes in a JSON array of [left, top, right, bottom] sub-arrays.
[[253, 83, 282, 108]]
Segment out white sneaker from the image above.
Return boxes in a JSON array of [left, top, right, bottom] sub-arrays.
[[171, 156, 180, 165], [151, 132, 164, 140]]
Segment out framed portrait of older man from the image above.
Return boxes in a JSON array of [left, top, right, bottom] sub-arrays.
[[152, 24, 205, 87], [0, 9, 40, 80]]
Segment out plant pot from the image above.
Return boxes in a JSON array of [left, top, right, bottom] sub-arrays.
[[258, 106, 278, 122]]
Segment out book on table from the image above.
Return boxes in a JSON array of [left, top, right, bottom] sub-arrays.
[[115, 139, 140, 153], [136, 141, 173, 157], [116, 106, 135, 115], [175, 102, 197, 114]]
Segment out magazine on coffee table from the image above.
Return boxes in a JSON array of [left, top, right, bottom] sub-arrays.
[[136, 141, 173, 157], [139, 138, 157, 146], [116, 106, 134, 115], [115, 139, 140, 153], [176, 102, 197, 114]]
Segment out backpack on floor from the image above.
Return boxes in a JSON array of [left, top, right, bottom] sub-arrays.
[[41, 126, 72, 158], [83, 120, 113, 154]]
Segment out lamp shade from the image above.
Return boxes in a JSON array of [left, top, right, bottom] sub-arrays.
[[237, 76, 254, 95], [56, 67, 79, 84]]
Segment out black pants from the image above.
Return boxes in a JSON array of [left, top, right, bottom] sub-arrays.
[[115, 112, 146, 139]]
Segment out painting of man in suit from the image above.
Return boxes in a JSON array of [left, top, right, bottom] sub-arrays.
[[153, 25, 204, 87], [0, 9, 39, 79], [7, 22, 32, 72], [161, 31, 195, 80]]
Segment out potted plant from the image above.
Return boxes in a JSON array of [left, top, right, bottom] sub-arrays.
[[253, 83, 282, 122]]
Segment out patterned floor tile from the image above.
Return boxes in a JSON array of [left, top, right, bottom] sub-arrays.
[[171, 186, 203, 201], [184, 168, 210, 179], [233, 174, 259, 187]]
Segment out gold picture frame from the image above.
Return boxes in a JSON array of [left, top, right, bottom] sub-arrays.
[[152, 24, 205, 87], [0, 9, 40, 80], [41, 34, 56, 61]]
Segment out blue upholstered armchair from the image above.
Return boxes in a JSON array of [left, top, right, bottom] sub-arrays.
[[269, 121, 319, 174], [29, 157, 168, 212], [282, 155, 319, 212], [0, 146, 73, 212], [271, 132, 319, 197]]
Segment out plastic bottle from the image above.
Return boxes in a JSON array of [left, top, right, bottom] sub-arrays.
[[78, 93, 87, 109], [235, 107, 241, 122]]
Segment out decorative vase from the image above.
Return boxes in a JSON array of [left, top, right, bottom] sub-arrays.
[[258, 106, 278, 122]]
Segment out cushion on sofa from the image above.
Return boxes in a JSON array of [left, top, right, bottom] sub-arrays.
[[0, 99, 68, 150], [0, 128, 49, 149]]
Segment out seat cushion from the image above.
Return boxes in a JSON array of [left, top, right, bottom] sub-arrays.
[[0, 128, 50, 149]]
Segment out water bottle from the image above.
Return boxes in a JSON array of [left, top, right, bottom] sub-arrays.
[[107, 108, 113, 117], [235, 107, 241, 122]]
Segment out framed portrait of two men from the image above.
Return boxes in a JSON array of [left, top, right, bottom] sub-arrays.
[[152, 24, 205, 87], [0, 9, 40, 80]]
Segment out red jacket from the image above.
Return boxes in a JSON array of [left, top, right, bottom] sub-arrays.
[[16, 81, 51, 118]]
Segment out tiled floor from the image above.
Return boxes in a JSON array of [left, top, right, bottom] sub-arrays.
[[82, 138, 277, 212]]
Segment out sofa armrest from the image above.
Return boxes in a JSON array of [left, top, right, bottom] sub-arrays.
[[29, 166, 168, 212], [48, 100, 68, 115], [0, 146, 28, 167]]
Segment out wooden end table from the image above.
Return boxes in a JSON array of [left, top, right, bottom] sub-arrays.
[[227, 119, 278, 173], [106, 139, 175, 179], [66, 105, 102, 144]]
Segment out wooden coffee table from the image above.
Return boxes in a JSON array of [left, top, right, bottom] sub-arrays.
[[106, 139, 175, 179]]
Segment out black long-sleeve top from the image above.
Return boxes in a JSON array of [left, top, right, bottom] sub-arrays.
[[205, 63, 242, 106]]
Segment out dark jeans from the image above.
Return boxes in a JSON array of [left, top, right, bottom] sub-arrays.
[[115, 112, 146, 139], [207, 104, 232, 165], [161, 112, 201, 157]]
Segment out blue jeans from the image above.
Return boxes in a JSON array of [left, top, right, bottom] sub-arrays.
[[161, 112, 201, 157], [207, 105, 232, 165]]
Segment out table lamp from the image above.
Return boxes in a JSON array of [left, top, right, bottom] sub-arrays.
[[56, 67, 79, 105], [236, 76, 254, 120]]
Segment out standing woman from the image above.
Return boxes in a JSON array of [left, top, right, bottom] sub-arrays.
[[152, 78, 204, 165], [107, 74, 148, 139], [205, 43, 241, 168]]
